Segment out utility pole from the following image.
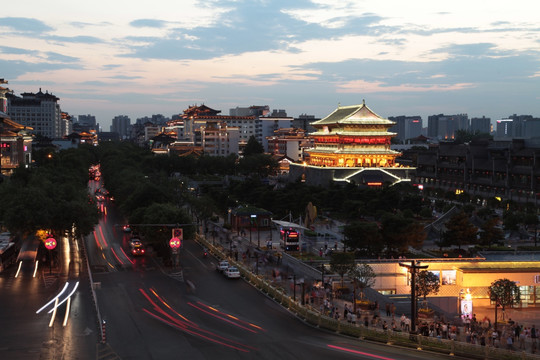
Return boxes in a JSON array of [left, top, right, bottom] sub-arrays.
[[399, 260, 428, 334]]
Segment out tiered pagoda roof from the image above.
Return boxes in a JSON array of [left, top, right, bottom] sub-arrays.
[[306, 101, 401, 168]]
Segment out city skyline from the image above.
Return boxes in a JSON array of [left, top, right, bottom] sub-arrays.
[[1, 0, 539, 130]]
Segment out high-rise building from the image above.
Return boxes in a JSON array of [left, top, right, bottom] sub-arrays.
[[196, 121, 239, 156], [388, 115, 422, 143], [229, 105, 270, 117], [111, 115, 131, 139], [470, 116, 491, 134], [77, 114, 96, 128], [6, 89, 64, 139], [293, 114, 319, 134], [260, 115, 294, 152], [427, 114, 469, 140], [495, 119, 514, 138]]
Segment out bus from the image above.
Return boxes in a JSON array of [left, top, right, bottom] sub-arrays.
[[0, 233, 19, 273], [280, 228, 300, 251]]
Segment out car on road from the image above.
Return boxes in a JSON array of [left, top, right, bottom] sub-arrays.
[[130, 238, 145, 256], [123, 225, 131, 232], [225, 266, 240, 279], [217, 260, 229, 272]]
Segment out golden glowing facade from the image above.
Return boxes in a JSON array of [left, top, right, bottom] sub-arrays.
[[306, 101, 401, 168]]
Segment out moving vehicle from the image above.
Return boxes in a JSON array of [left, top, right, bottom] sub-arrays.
[[130, 238, 145, 256], [225, 266, 240, 279], [280, 228, 300, 251], [217, 260, 229, 272], [123, 225, 131, 232]]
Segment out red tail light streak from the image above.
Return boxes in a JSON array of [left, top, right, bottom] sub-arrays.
[[327, 344, 396, 359], [139, 288, 256, 352]]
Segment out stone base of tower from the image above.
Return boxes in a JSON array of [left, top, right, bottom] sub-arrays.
[[288, 163, 415, 187]]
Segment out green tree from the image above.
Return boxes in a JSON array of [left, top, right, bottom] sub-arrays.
[[478, 217, 504, 248], [348, 264, 376, 312], [489, 278, 521, 329], [523, 213, 539, 246], [243, 136, 264, 156], [330, 252, 355, 289], [343, 221, 383, 256], [441, 211, 478, 249], [237, 153, 278, 178], [415, 270, 440, 308]]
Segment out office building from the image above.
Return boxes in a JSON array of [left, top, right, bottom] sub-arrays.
[[470, 116, 491, 134], [388, 115, 423, 143], [111, 115, 131, 139]]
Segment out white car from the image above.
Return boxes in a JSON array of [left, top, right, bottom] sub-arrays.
[[217, 260, 229, 272], [225, 266, 240, 279]]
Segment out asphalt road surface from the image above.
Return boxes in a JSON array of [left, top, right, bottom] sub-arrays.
[[0, 179, 462, 359]]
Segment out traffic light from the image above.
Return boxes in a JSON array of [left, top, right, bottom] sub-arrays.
[[172, 228, 183, 240]]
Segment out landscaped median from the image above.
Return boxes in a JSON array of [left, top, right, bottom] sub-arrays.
[[196, 235, 533, 360]]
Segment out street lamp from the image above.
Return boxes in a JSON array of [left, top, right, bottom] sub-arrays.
[[399, 260, 428, 334]]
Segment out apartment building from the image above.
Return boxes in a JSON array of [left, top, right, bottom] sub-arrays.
[[6, 89, 65, 139]]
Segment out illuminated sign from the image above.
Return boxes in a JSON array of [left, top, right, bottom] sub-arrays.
[[45, 238, 57, 250], [172, 228, 183, 240], [367, 182, 382, 186], [169, 237, 181, 249]]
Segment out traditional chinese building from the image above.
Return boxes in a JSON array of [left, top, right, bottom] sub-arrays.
[[289, 101, 415, 186], [307, 100, 401, 167]]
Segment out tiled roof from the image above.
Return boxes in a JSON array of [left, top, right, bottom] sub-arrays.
[[312, 101, 395, 126]]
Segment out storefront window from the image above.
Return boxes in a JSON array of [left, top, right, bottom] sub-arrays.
[[441, 270, 456, 285]]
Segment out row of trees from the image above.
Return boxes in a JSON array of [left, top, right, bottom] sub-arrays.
[[0, 145, 100, 238]]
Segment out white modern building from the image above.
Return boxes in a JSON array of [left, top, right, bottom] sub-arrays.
[[6, 89, 64, 139]]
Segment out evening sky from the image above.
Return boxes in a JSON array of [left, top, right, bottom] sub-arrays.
[[1, 0, 539, 129]]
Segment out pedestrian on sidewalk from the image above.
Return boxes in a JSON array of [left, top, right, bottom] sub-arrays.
[[385, 303, 390, 316]]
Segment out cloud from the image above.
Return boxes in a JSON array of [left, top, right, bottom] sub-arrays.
[[47, 35, 104, 44], [0, 46, 37, 55], [336, 79, 475, 93], [45, 52, 80, 63], [130, 19, 168, 28], [0, 17, 53, 34]]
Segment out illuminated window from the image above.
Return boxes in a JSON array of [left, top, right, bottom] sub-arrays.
[[441, 270, 456, 285]]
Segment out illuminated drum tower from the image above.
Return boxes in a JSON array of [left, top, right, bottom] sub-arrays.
[[289, 100, 414, 186]]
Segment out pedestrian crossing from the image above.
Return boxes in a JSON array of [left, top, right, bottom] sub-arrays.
[[43, 272, 59, 288], [96, 343, 121, 360], [168, 270, 184, 282]]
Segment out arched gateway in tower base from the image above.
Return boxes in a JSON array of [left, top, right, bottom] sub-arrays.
[[289, 101, 415, 187]]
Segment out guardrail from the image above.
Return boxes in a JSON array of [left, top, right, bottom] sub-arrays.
[[197, 235, 540, 360]]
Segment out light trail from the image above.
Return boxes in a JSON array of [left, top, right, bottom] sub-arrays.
[[36, 282, 70, 314], [14, 261, 22, 278], [98, 226, 108, 248], [62, 297, 71, 326], [188, 302, 259, 333], [93, 231, 102, 249], [110, 247, 124, 265], [142, 308, 251, 353], [47, 281, 79, 313], [48, 298, 59, 327], [327, 344, 396, 360], [119, 247, 134, 265], [32, 260, 39, 278], [149, 288, 196, 326], [194, 301, 265, 332], [140, 288, 255, 351]]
